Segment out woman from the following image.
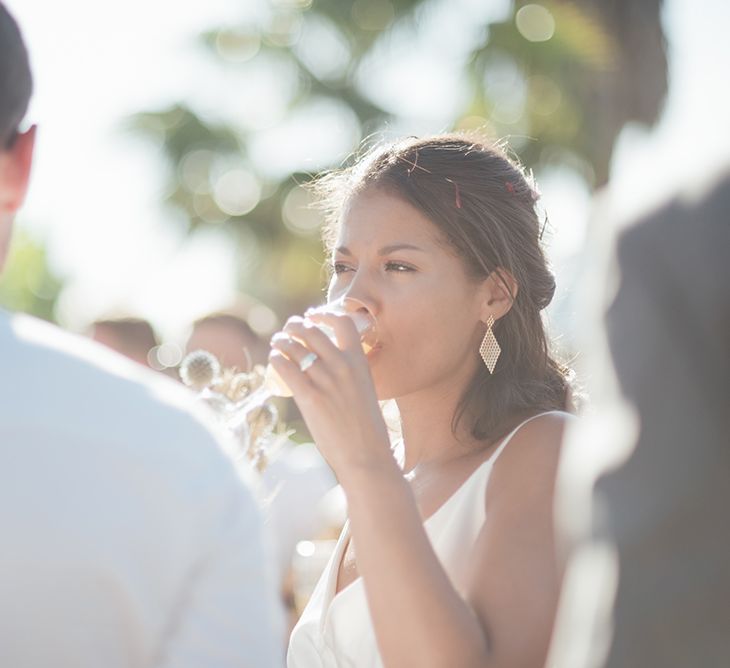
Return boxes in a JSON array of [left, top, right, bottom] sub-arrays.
[[272, 134, 575, 667]]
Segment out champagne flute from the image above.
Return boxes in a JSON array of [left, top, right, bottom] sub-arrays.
[[227, 298, 377, 429], [265, 298, 377, 397]]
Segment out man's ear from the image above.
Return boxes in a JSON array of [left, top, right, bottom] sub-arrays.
[[0, 125, 36, 215], [480, 267, 519, 322]]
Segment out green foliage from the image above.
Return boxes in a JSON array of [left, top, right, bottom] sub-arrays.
[[0, 230, 62, 322], [474, 0, 667, 186], [129, 0, 666, 315]]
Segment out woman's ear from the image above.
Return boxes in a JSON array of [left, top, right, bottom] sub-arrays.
[[481, 268, 518, 322], [0, 125, 36, 215]]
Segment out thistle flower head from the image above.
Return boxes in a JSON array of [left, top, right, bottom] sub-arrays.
[[247, 403, 278, 444], [179, 350, 221, 390], [216, 370, 262, 402]]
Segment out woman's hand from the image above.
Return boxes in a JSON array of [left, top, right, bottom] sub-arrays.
[[268, 312, 393, 479]]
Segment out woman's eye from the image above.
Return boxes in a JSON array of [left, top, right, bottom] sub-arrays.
[[385, 261, 415, 272], [332, 262, 352, 274]]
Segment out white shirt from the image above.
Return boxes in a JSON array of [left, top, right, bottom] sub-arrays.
[[0, 311, 284, 667]]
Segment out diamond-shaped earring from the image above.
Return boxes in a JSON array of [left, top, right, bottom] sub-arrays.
[[479, 314, 501, 374]]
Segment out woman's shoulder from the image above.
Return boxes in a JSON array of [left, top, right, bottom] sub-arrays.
[[487, 411, 574, 502], [499, 410, 575, 452]]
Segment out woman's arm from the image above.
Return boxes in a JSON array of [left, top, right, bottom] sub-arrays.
[[270, 314, 567, 667], [340, 414, 567, 668], [339, 457, 492, 668], [465, 413, 567, 667], [342, 415, 565, 668]]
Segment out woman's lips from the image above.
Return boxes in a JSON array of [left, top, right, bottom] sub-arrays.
[[366, 342, 382, 358]]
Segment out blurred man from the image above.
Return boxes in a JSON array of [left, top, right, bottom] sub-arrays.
[[0, 4, 283, 666], [0, 3, 33, 266], [186, 310, 269, 370], [549, 171, 730, 667], [92, 317, 159, 367]]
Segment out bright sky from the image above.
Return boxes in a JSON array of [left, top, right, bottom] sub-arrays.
[[5, 0, 730, 342], [6, 0, 249, 340], [608, 0, 730, 221]]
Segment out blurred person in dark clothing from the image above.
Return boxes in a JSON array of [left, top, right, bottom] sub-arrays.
[[549, 170, 730, 668]]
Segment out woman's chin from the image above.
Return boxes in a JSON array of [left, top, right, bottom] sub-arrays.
[[372, 378, 401, 404]]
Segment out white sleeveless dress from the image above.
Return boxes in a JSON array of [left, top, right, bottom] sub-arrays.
[[287, 410, 566, 667]]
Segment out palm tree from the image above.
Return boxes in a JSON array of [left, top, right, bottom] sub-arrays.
[[130, 0, 666, 314]]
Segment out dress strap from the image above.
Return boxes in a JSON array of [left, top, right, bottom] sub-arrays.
[[489, 410, 568, 464]]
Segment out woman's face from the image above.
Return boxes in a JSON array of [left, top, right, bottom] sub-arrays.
[[327, 187, 489, 401]]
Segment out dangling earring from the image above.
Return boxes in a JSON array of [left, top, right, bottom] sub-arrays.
[[479, 314, 501, 374]]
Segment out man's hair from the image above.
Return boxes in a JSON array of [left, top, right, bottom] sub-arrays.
[[93, 318, 159, 360], [0, 2, 32, 149]]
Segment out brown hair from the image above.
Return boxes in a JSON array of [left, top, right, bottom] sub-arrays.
[[92, 318, 158, 360], [313, 133, 573, 442]]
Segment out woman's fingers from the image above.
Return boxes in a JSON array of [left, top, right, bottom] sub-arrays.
[[268, 312, 387, 477], [280, 317, 339, 359], [269, 312, 368, 400], [270, 332, 315, 368], [304, 311, 362, 353], [268, 331, 328, 394], [269, 329, 330, 389], [281, 314, 363, 361], [268, 350, 313, 397]]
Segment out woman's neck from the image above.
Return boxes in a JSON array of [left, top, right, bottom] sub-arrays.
[[395, 382, 480, 473]]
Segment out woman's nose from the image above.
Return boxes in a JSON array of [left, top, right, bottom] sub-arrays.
[[329, 269, 378, 314], [342, 294, 373, 318], [330, 280, 378, 321], [337, 294, 379, 347]]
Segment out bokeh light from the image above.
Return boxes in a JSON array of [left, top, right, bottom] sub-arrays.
[[147, 342, 184, 370], [4, 0, 729, 357], [215, 29, 261, 64], [516, 4, 556, 42], [213, 169, 261, 217], [247, 302, 279, 336], [180, 150, 215, 194], [282, 185, 322, 237]]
